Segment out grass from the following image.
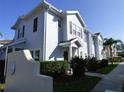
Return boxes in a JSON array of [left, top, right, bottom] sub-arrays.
[[122, 82, 124, 92], [98, 62, 120, 74], [0, 83, 5, 91], [53, 75, 101, 92]]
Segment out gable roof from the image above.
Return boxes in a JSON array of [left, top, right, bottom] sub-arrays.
[[63, 11, 87, 27], [94, 32, 104, 40], [59, 38, 83, 47], [11, 1, 87, 30]]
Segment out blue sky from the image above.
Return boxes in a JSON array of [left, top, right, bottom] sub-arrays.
[[0, 0, 124, 41]]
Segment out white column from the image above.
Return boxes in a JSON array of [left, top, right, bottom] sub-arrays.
[[69, 44, 72, 61]]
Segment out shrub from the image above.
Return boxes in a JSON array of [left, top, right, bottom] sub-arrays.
[[86, 57, 99, 72], [0, 60, 5, 83], [70, 56, 86, 76], [99, 59, 109, 68], [118, 52, 124, 57], [40, 61, 69, 77]]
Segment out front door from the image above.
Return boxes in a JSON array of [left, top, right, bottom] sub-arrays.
[[63, 51, 68, 61]]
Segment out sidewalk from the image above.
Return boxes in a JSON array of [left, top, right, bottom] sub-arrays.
[[85, 72, 105, 78], [92, 62, 124, 92]]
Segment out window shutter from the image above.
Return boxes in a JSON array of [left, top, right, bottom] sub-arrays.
[[70, 21, 72, 34], [22, 25, 25, 37], [81, 28, 83, 38]]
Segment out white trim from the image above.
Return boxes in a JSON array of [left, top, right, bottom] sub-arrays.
[[29, 48, 41, 61], [7, 38, 26, 47], [43, 9, 47, 61]]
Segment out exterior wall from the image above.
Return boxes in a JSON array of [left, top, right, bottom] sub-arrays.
[[45, 11, 64, 61], [5, 50, 53, 92], [94, 37, 99, 59], [13, 9, 45, 61], [91, 36, 95, 57], [66, 14, 88, 58], [11, 2, 104, 61], [66, 14, 84, 41], [87, 33, 95, 58], [87, 33, 92, 57], [94, 35, 104, 60], [98, 35, 103, 59]]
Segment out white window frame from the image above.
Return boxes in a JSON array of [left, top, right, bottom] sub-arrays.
[[71, 22, 83, 38], [30, 48, 41, 61]]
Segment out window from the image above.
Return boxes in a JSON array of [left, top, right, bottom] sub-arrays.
[[58, 20, 62, 28], [17, 26, 25, 39], [8, 48, 13, 53], [35, 50, 40, 61], [72, 23, 76, 35], [22, 25, 25, 37], [71, 22, 82, 38], [33, 17, 38, 32], [81, 29, 83, 38], [15, 48, 24, 51], [77, 26, 81, 37]]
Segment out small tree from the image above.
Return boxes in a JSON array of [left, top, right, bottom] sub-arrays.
[[70, 56, 86, 76], [103, 38, 123, 58]]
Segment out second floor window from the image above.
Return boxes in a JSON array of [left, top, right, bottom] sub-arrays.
[[70, 22, 83, 38], [17, 25, 25, 40], [33, 17, 38, 32], [58, 20, 62, 28]]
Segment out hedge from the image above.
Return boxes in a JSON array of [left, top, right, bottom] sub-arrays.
[[86, 57, 99, 72], [40, 61, 69, 77], [99, 59, 109, 68], [85, 57, 109, 72], [0, 60, 5, 83], [118, 52, 124, 57]]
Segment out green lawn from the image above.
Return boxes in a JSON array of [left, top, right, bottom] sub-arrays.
[[122, 82, 124, 92], [0, 83, 5, 90], [53, 76, 101, 92], [98, 62, 120, 74]]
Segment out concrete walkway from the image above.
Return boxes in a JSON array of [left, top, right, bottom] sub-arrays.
[[92, 62, 124, 92], [85, 72, 105, 78]]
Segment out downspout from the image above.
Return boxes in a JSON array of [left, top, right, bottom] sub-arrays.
[[43, 9, 47, 61], [4, 46, 8, 78]]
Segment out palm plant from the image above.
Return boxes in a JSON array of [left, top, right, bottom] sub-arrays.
[[0, 33, 3, 37], [103, 38, 122, 58]]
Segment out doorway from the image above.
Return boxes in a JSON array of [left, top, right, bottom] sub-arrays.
[[63, 51, 68, 61]]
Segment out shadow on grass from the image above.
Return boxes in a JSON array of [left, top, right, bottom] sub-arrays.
[[53, 75, 101, 92]]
